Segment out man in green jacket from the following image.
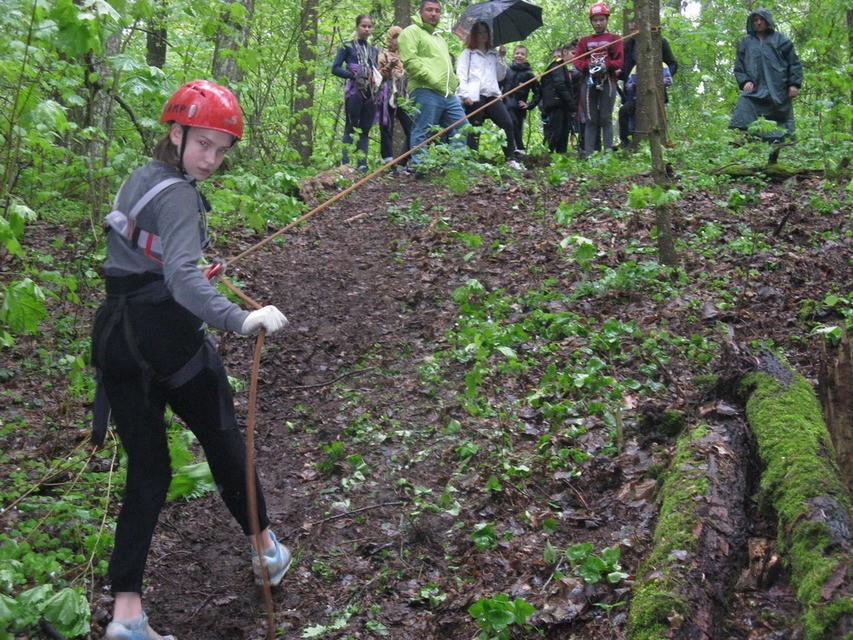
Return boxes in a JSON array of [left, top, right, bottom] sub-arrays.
[[729, 8, 802, 142], [398, 0, 469, 168]]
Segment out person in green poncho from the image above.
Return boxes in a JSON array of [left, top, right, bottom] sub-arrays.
[[729, 8, 802, 142]]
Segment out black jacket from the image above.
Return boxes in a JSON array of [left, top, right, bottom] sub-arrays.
[[501, 62, 541, 111], [539, 58, 574, 112]]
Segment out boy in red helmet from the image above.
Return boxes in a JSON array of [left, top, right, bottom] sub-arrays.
[[573, 3, 623, 158], [92, 80, 291, 640]]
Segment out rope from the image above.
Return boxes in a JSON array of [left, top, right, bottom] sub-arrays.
[[224, 31, 638, 271], [218, 31, 639, 639]]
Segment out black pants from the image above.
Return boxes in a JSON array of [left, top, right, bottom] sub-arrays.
[[543, 106, 571, 153], [618, 98, 636, 146], [464, 96, 517, 159], [507, 106, 528, 151], [343, 90, 377, 168], [93, 277, 269, 594], [379, 105, 413, 162]]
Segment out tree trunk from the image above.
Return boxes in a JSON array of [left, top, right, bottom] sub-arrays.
[[146, 0, 168, 69], [818, 327, 853, 494], [289, 0, 319, 163], [82, 33, 123, 226], [395, 0, 412, 29], [212, 0, 255, 84], [848, 9, 853, 133], [635, 0, 678, 266]]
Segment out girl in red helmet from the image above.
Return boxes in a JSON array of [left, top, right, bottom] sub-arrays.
[[574, 3, 623, 157], [92, 80, 291, 640]]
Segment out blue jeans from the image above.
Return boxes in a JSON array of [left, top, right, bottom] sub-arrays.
[[409, 88, 468, 166]]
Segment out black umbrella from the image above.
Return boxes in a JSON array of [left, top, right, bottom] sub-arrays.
[[453, 0, 543, 48]]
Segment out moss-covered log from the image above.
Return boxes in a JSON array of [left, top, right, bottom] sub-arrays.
[[627, 418, 751, 640], [744, 365, 853, 639]]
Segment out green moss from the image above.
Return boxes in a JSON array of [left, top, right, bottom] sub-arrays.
[[628, 425, 710, 640], [745, 371, 852, 639], [628, 581, 687, 640]]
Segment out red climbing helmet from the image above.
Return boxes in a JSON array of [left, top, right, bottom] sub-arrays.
[[589, 2, 610, 18], [160, 80, 243, 141]]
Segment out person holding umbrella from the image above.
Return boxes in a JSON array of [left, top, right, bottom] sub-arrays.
[[574, 2, 623, 158], [456, 21, 524, 170]]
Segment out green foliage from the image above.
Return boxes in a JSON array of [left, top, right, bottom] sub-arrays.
[[804, 292, 853, 346], [627, 185, 681, 209], [0, 278, 47, 339], [564, 542, 629, 585], [0, 203, 35, 257], [468, 593, 536, 640], [316, 441, 346, 473], [471, 522, 497, 550], [0, 584, 89, 637]]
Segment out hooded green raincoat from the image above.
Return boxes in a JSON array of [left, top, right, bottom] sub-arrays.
[[729, 8, 802, 141]]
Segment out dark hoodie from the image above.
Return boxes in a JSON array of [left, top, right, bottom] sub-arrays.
[[501, 61, 541, 111], [733, 8, 802, 106]]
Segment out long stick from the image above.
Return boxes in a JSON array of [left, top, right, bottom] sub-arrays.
[[220, 279, 277, 638]]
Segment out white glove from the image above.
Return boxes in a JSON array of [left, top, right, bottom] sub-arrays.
[[241, 306, 289, 336]]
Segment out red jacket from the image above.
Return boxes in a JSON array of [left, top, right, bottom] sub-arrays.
[[574, 32, 623, 80]]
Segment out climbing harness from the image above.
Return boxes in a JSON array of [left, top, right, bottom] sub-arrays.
[[104, 177, 196, 263]]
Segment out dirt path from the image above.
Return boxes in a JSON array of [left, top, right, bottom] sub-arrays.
[[10, 167, 846, 640]]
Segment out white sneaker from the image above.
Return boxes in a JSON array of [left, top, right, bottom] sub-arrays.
[[251, 531, 292, 586], [104, 612, 176, 640], [507, 159, 524, 171]]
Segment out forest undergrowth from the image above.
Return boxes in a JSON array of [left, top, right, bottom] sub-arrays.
[[0, 139, 851, 639]]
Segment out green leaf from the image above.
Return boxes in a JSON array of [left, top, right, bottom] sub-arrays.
[[607, 570, 629, 583], [601, 545, 621, 565], [565, 542, 593, 563], [167, 461, 215, 501], [627, 185, 651, 209], [0, 279, 47, 335], [41, 588, 89, 637], [511, 597, 535, 623], [496, 346, 517, 360]]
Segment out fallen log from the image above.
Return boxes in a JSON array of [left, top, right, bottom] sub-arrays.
[[817, 327, 853, 495], [626, 416, 751, 640], [743, 356, 853, 639]]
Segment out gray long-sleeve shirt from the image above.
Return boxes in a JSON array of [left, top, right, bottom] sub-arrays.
[[103, 160, 249, 333]]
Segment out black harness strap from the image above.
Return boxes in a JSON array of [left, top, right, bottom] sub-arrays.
[[91, 280, 212, 446]]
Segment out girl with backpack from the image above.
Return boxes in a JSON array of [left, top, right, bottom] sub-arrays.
[[92, 80, 291, 640], [331, 15, 381, 171], [574, 3, 623, 158]]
